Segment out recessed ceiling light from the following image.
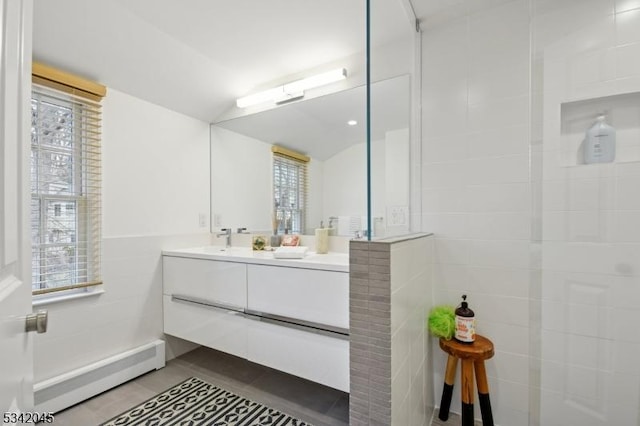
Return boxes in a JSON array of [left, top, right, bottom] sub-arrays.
[[347, 120, 358, 126]]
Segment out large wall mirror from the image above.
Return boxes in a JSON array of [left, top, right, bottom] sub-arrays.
[[209, 0, 415, 240], [210, 73, 410, 238]]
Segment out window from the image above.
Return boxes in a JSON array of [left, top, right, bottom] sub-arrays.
[[272, 146, 309, 235], [31, 63, 106, 295]]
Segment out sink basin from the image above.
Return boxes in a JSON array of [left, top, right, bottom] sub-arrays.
[[199, 246, 252, 255]]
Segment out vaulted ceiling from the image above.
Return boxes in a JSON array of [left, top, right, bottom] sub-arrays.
[[33, 0, 416, 122]]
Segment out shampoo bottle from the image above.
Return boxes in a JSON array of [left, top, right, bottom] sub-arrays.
[[584, 114, 615, 164], [454, 295, 476, 343]]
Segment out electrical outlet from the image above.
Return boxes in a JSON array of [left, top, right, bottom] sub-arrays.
[[387, 206, 408, 226]]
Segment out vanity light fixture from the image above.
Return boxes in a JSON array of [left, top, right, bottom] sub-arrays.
[[236, 68, 347, 108]]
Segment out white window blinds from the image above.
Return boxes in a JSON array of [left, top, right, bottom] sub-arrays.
[[31, 80, 103, 295], [272, 146, 309, 235]]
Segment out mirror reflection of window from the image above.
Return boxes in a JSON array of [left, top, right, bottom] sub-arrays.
[[211, 75, 410, 238], [272, 146, 309, 235]]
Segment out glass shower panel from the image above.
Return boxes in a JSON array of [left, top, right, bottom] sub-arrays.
[[533, 1, 640, 425], [367, 0, 415, 240]]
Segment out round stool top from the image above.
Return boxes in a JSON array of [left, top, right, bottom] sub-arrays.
[[439, 335, 494, 360]]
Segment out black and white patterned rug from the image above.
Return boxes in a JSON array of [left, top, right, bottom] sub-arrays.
[[100, 377, 313, 426]]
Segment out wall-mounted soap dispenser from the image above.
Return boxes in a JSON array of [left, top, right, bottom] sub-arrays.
[[584, 114, 615, 164]]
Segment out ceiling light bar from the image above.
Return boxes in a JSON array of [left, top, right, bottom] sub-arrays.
[[236, 87, 285, 109], [282, 68, 347, 94], [236, 68, 347, 108]]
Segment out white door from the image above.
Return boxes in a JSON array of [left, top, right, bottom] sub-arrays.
[[0, 0, 35, 421]]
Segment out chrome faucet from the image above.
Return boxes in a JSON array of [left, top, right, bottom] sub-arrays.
[[216, 228, 232, 248]]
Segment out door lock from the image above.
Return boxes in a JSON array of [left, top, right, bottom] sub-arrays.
[[25, 309, 48, 333]]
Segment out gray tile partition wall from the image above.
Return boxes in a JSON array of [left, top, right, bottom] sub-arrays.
[[349, 234, 434, 426]]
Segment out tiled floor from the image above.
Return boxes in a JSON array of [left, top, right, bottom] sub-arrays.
[[431, 409, 482, 426], [50, 346, 349, 426]]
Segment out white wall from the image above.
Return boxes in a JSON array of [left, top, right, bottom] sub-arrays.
[[210, 126, 273, 233], [103, 90, 211, 237], [33, 89, 211, 382], [322, 140, 384, 225], [421, 2, 532, 425]]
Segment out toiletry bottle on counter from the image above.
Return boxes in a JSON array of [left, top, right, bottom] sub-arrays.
[[270, 234, 282, 248], [315, 222, 329, 254], [455, 295, 475, 343], [584, 114, 615, 164]]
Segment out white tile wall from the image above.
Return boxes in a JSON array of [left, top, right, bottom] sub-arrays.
[[390, 236, 434, 426], [33, 233, 210, 382], [423, 2, 640, 424], [535, 0, 640, 424], [421, 1, 531, 424], [467, 125, 530, 158]]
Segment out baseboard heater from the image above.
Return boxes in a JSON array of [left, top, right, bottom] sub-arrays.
[[34, 340, 165, 413]]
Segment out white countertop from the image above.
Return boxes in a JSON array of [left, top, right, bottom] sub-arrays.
[[162, 246, 349, 272]]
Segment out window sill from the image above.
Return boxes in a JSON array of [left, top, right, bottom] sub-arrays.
[[33, 288, 104, 307]]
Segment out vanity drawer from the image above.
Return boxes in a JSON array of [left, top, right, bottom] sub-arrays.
[[246, 317, 349, 392], [247, 264, 348, 330], [163, 256, 247, 310], [163, 294, 247, 359]]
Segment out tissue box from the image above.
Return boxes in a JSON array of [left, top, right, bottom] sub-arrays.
[[273, 246, 308, 259]]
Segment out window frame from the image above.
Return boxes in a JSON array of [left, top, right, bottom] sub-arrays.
[[30, 63, 105, 297]]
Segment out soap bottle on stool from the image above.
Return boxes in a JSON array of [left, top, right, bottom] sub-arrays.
[[455, 294, 476, 343]]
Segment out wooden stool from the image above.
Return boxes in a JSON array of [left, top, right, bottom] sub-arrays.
[[438, 335, 495, 426]]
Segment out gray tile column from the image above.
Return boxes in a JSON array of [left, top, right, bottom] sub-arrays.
[[349, 234, 434, 426], [349, 240, 392, 426]]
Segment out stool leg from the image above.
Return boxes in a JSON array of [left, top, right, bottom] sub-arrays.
[[460, 359, 474, 426], [474, 361, 494, 426], [438, 355, 458, 421]]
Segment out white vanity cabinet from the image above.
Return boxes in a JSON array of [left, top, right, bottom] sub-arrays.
[[162, 256, 248, 358], [161, 248, 350, 392], [245, 264, 349, 391], [163, 256, 246, 309], [246, 318, 349, 391], [246, 264, 348, 330]]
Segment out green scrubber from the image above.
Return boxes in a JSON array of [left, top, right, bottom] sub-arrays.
[[427, 305, 456, 340]]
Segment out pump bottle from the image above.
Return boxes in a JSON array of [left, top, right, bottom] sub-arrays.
[[584, 114, 615, 164], [454, 295, 476, 343]]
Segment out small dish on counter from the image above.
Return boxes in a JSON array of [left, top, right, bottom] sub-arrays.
[[273, 246, 308, 259]]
